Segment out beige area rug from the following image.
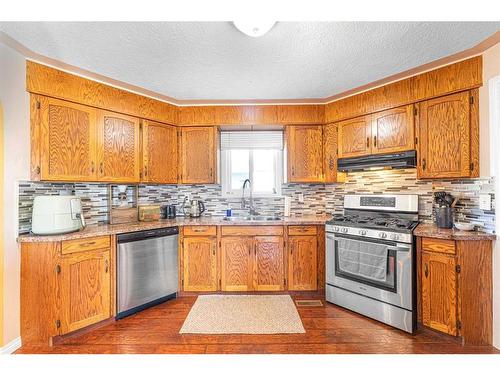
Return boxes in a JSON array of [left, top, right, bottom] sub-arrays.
[[179, 295, 306, 334]]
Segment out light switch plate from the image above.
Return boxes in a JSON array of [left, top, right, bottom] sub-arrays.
[[479, 194, 492, 210]]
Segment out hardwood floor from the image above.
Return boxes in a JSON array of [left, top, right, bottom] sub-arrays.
[[15, 294, 499, 354]]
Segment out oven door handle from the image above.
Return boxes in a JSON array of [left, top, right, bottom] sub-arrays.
[[386, 245, 411, 252]]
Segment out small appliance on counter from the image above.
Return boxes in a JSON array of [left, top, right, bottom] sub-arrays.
[[160, 204, 176, 219], [31, 195, 85, 235], [181, 197, 206, 218], [108, 185, 138, 225], [138, 205, 161, 222], [434, 192, 458, 229]]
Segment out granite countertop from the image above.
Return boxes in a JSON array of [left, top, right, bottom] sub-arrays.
[[414, 223, 496, 241], [18, 215, 332, 243]]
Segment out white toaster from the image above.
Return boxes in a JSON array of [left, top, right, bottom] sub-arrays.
[[31, 195, 86, 235]]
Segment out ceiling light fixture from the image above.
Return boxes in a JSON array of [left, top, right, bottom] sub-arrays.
[[233, 21, 276, 37]]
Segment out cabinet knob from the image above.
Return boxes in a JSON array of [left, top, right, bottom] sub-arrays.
[[424, 263, 429, 278], [422, 158, 427, 170], [105, 259, 109, 274], [366, 137, 370, 148], [373, 136, 377, 147]]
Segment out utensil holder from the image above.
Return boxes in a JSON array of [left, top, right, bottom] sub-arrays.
[[435, 207, 454, 229]]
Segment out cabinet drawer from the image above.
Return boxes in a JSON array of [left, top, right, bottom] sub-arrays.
[[288, 225, 317, 236], [184, 225, 217, 236], [421, 237, 456, 255], [221, 226, 283, 236], [61, 236, 111, 255]]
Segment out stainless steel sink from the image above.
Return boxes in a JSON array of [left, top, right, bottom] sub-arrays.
[[222, 216, 282, 222]]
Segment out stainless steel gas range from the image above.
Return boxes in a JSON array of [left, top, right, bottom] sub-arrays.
[[325, 194, 419, 333]]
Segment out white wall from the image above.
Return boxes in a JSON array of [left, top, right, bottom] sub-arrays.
[[0, 42, 30, 345], [479, 42, 500, 349]]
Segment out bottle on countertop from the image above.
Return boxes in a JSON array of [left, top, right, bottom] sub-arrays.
[[226, 204, 232, 217]]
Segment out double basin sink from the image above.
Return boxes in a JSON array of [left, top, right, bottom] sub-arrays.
[[222, 215, 282, 222]]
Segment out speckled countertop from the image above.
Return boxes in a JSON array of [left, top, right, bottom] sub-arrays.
[[414, 223, 496, 241], [18, 215, 332, 243]]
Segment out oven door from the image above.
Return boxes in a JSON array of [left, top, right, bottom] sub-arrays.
[[326, 233, 413, 310]]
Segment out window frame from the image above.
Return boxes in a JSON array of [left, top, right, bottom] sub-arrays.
[[220, 148, 283, 198]]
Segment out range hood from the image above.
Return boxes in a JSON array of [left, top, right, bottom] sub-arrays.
[[338, 150, 416, 172]]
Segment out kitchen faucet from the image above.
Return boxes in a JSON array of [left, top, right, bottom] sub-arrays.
[[241, 179, 259, 216]]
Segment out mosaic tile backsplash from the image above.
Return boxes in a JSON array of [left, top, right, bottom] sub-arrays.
[[18, 169, 496, 234]]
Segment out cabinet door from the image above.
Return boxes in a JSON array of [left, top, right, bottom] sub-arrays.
[[97, 110, 141, 182], [337, 115, 372, 158], [421, 251, 458, 336], [288, 235, 318, 291], [253, 236, 284, 291], [371, 105, 414, 155], [418, 91, 471, 178], [59, 249, 111, 334], [142, 120, 178, 184], [179, 127, 216, 184], [323, 123, 340, 183], [287, 125, 323, 183], [221, 237, 253, 291], [39, 97, 98, 181], [183, 236, 217, 291]]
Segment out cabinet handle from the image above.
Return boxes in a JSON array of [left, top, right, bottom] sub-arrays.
[[373, 136, 377, 147], [290, 243, 294, 255], [144, 166, 148, 177], [105, 259, 109, 273], [99, 162, 103, 175], [212, 244, 216, 256], [422, 158, 427, 170], [291, 166, 295, 176], [424, 263, 428, 278], [91, 162, 95, 173], [80, 241, 96, 247], [328, 157, 334, 170]]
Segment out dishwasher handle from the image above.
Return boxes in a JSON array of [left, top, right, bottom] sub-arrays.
[[117, 227, 179, 243]]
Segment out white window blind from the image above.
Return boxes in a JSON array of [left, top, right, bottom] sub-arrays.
[[220, 131, 283, 150]]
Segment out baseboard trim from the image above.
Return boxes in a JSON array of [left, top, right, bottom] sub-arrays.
[[0, 337, 22, 354]]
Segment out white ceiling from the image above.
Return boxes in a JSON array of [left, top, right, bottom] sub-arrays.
[[1, 22, 499, 101]]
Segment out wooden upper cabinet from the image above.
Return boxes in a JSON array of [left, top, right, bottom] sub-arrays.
[[323, 123, 340, 183], [253, 236, 284, 291], [337, 115, 372, 158], [142, 120, 178, 184], [371, 105, 414, 155], [183, 236, 217, 292], [37, 96, 98, 181], [287, 125, 323, 183], [417, 91, 473, 179], [96, 110, 141, 183], [421, 251, 458, 336], [179, 126, 216, 184], [59, 249, 111, 334], [221, 237, 253, 292], [288, 235, 318, 291]]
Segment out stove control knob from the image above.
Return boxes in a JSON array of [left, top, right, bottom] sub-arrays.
[[333, 226, 340, 232], [341, 227, 348, 233], [359, 229, 367, 236], [390, 233, 400, 240], [378, 232, 387, 239]]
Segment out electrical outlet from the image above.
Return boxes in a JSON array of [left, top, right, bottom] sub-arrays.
[[479, 194, 492, 210], [298, 193, 304, 203]]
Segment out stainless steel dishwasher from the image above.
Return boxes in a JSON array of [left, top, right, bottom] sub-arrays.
[[116, 227, 178, 319]]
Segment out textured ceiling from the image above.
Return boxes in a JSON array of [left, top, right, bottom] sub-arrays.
[[1, 22, 499, 101]]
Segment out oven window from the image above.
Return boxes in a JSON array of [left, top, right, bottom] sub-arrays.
[[334, 237, 397, 292]]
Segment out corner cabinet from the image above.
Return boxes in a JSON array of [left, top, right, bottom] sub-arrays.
[[21, 236, 113, 345], [417, 236, 493, 345], [417, 90, 479, 179], [286, 125, 324, 183], [142, 120, 178, 184], [179, 126, 217, 184]]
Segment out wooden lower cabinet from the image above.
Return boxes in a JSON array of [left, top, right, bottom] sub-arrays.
[[182, 236, 218, 291], [421, 251, 457, 336], [287, 235, 318, 291], [20, 237, 113, 345], [417, 236, 493, 345], [253, 236, 285, 291], [220, 237, 253, 291], [59, 249, 111, 334]]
